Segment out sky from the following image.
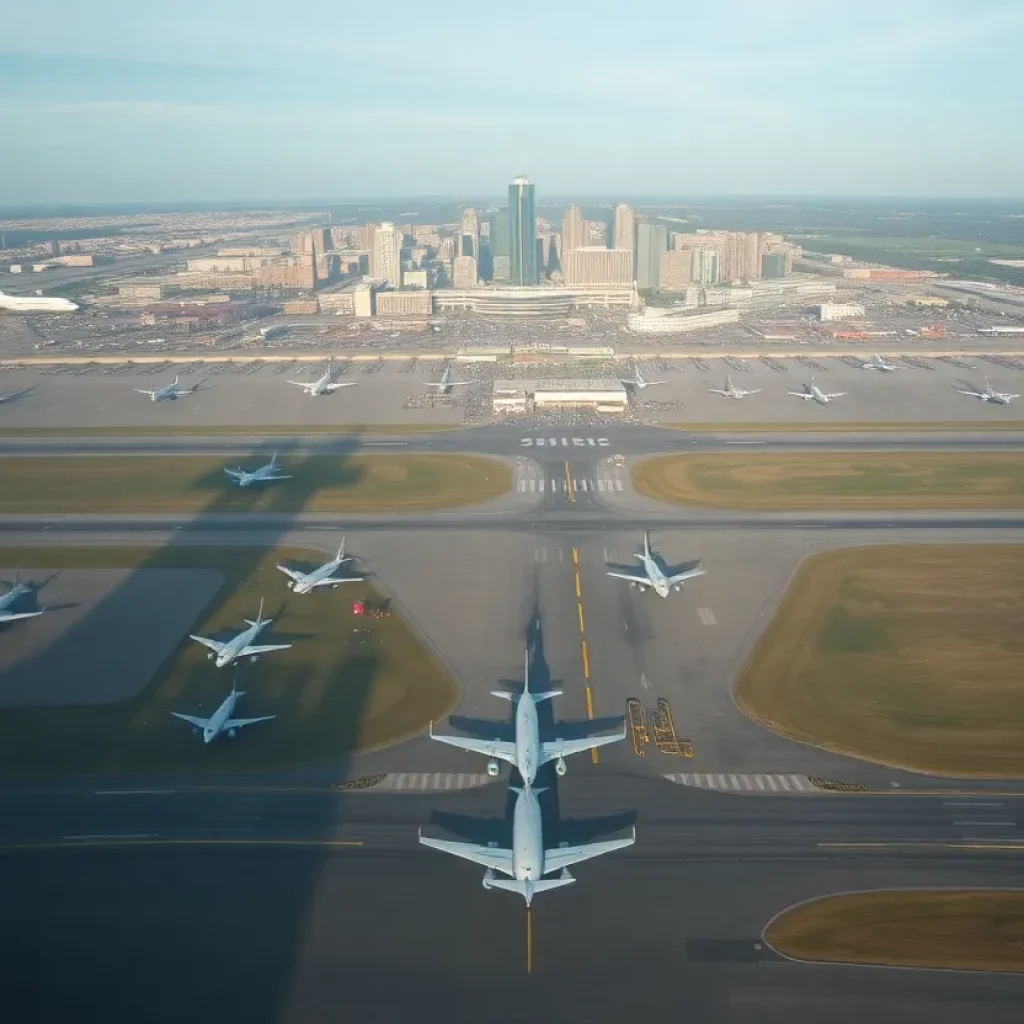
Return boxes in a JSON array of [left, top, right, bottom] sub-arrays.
[[1, 0, 1023, 205]]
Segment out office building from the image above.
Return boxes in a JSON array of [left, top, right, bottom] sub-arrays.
[[562, 204, 585, 256], [761, 252, 787, 279], [659, 250, 693, 292], [452, 255, 479, 289], [613, 204, 635, 254], [627, 306, 739, 334], [508, 176, 538, 286], [461, 208, 480, 261], [488, 207, 511, 281], [691, 246, 720, 285], [563, 247, 633, 286], [636, 223, 668, 289], [371, 222, 403, 287], [817, 302, 865, 321]]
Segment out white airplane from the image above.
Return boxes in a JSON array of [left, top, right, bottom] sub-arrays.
[[619, 365, 665, 391], [0, 386, 33, 405], [606, 531, 705, 599], [861, 354, 898, 372], [429, 651, 625, 784], [288, 359, 357, 397], [189, 599, 292, 668], [277, 539, 363, 595], [419, 784, 634, 906], [708, 374, 762, 399], [956, 378, 1019, 405], [170, 677, 275, 744], [788, 376, 847, 405], [0, 572, 46, 624], [0, 289, 78, 313], [425, 365, 471, 393], [135, 374, 195, 402], [224, 453, 292, 487]]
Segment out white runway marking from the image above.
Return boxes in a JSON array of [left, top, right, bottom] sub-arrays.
[[697, 607, 717, 626]]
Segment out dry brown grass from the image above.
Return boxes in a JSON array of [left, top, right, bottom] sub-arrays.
[[766, 890, 1024, 972], [734, 546, 1024, 776], [632, 452, 1024, 510]]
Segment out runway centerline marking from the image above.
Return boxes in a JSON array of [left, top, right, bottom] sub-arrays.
[[526, 907, 533, 973], [572, 545, 598, 764]]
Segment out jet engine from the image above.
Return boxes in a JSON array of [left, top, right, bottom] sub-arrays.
[[554, 757, 567, 777], [673, 585, 682, 592], [486, 759, 500, 777], [228, 728, 237, 738], [207, 652, 215, 661], [250, 654, 260, 663]]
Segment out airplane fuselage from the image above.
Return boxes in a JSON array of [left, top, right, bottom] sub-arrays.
[[641, 554, 670, 598], [0, 291, 78, 312], [514, 695, 540, 786], [202, 692, 239, 742], [215, 622, 265, 668], [511, 787, 544, 882], [290, 560, 339, 594]]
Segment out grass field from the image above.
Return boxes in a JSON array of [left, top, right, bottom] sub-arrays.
[[632, 452, 1024, 511], [0, 424, 461, 438], [0, 453, 509, 513], [765, 890, 1024, 972], [734, 546, 1024, 776], [0, 546, 458, 777]]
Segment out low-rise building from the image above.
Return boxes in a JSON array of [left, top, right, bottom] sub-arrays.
[[817, 302, 865, 321], [627, 307, 739, 334], [492, 377, 628, 414], [375, 290, 433, 316]]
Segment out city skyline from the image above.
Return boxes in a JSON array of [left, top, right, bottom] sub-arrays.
[[2, 0, 1023, 204]]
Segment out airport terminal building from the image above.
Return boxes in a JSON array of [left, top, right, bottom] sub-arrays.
[[492, 378, 628, 414]]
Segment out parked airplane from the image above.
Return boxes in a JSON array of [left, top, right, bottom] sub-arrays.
[[425, 365, 471, 393], [419, 784, 634, 906], [861, 354, 898, 372], [135, 374, 195, 402], [189, 599, 292, 668], [708, 374, 762, 399], [606, 531, 705, 598], [788, 376, 847, 405], [619, 365, 665, 391], [288, 359, 358, 397], [170, 676, 274, 744], [224, 453, 292, 487], [429, 650, 625, 783], [956, 378, 1019, 405], [0, 386, 34, 405], [0, 290, 78, 313], [277, 539, 363, 594], [0, 572, 45, 624]]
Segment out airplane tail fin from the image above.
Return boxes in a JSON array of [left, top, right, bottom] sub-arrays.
[[270, 452, 278, 466], [484, 873, 574, 904], [336, 537, 346, 563], [243, 598, 265, 629], [644, 531, 652, 560]]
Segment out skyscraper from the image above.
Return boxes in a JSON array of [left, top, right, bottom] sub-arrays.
[[508, 176, 538, 286], [613, 204, 635, 254], [636, 222, 668, 290], [562, 204, 585, 256], [371, 222, 403, 287], [487, 208, 510, 281], [461, 208, 480, 262]]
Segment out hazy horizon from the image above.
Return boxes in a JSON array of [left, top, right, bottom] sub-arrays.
[[2, 0, 1023, 205]]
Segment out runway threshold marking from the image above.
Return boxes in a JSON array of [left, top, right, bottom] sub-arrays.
[[572, 545, 599, 764]]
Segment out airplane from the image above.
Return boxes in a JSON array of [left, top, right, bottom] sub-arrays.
[[224, 452, 293, 487], [277, 539, 363, 595], [425, 365, 471, 393], [428, 650, 626, 783], [606, 531, 705, 599], [134, 374, 195, 402], [0, 386, 34, 405], [956, 378, 1019, 405], [0, 289, 78, 313], [287, 359, 358, 397], [708, 374, 762, 399], [619, 365, 665, 391], [861, 354, 898, 372], [170, 676, 274, 744], [419, 784, 634, 906], [189, 598, 292, 668], [0, 572, 46, 625], [788, 376, 848, 405]]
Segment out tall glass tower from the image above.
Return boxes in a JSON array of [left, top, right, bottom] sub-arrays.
[[508, 176, 538, 286]]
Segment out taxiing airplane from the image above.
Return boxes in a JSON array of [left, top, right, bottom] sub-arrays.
[[419, 784, 634, 906], [788, 376, 847, 405], [171, 676, 274, 744], [0, 386, 34, 405], [708, 374, 761, 399], [0, 290, 78, 313], [606, 531, 705, 599], [277, 539, 363, 595], [189, 598, 292, 668], [425, 365, 471, 393], [861, 354, 898, 372], [429, 650, 625, 783], [224, 453, 292, 487], [135, 374, 195, 402], [956, 378, 1019, 405], [288, 359, 358, 397], [0, 572, 46, 625], [619, 365, 665, 391]]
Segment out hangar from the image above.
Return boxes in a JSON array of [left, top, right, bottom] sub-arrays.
[[492, 378, 628, 414]]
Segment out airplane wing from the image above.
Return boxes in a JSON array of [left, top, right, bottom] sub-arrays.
[[667, 566, 706, 586], [309, 574, 363, 588], [543, 830, 636, 874], [955, 389, 982, 397], [823, 392, 848, 399], [170, 712, 209, 729], [263, 473, 294, 481], [134, 389, 157, 397], [788, 391, 813, 399], [0, 609, 45, 623], [286, 381, 314, 390], [224, 468, 245, 481], [223, 715, 276, 730], [189, 634, 226, 654], [418, 832, 516, 876], [707, 388, 729, 395], [746, 388, 763, 395], [324, 381, 358, 391], [541, 727, 625, 762], [606, 570, 653, 586], [429, 725, 517, 764], [238, 643, 292, 657], [276, 565, 306, 583]]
